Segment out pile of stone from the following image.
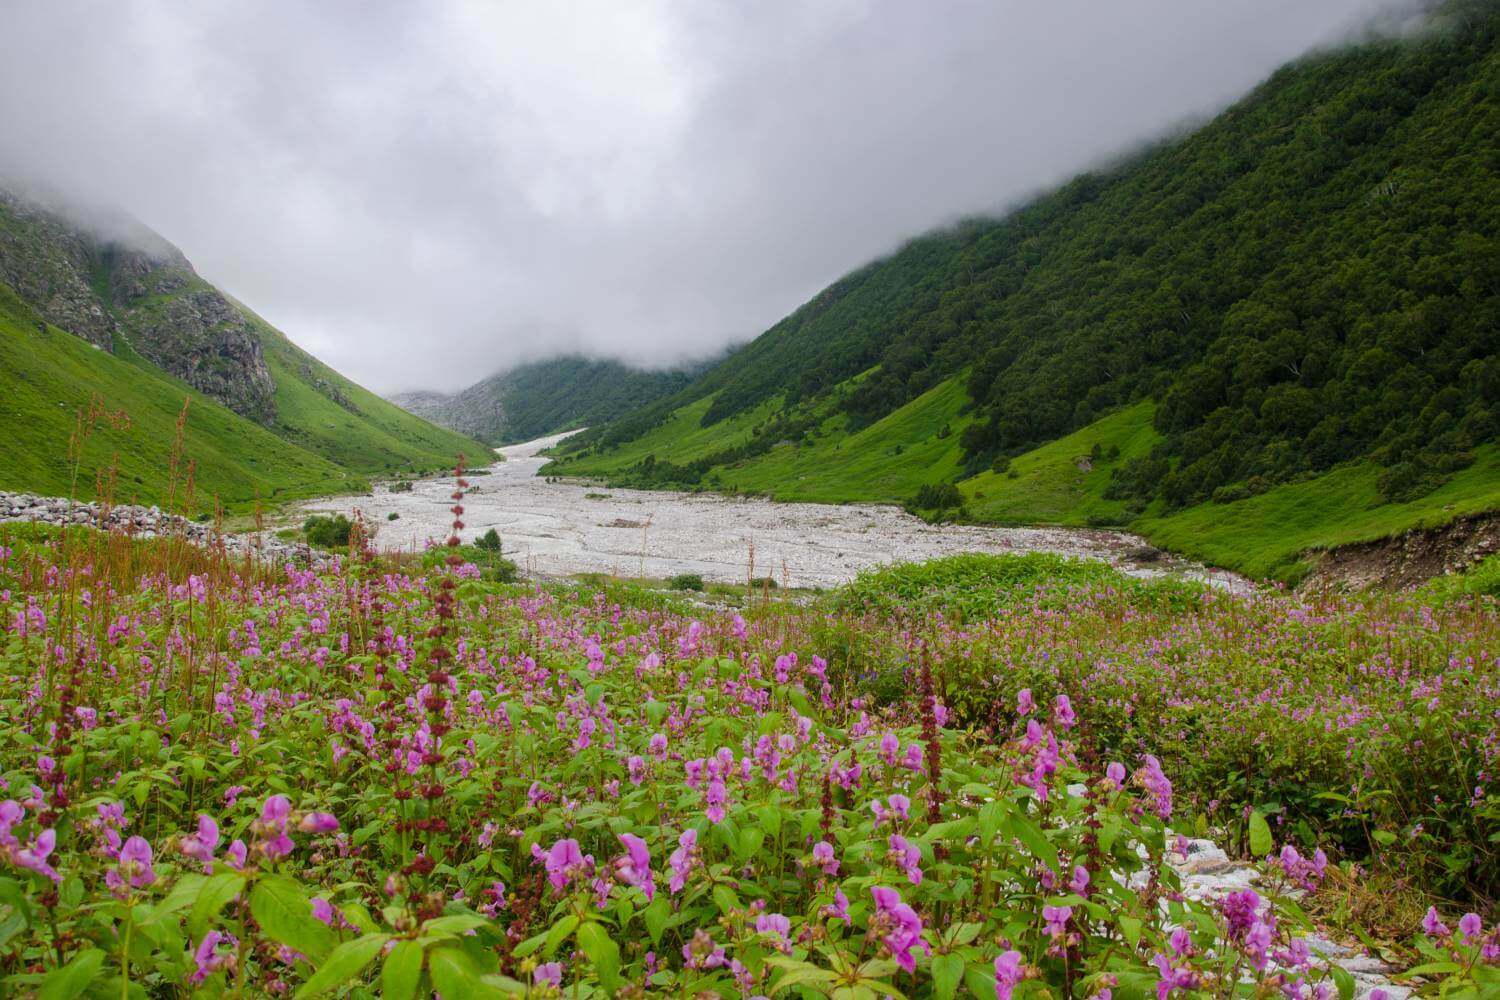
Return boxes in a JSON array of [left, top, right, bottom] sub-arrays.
[[0, 491, 333, 567]]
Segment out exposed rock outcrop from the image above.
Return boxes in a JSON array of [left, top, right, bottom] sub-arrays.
[[0, 183, 278, 423], [1301, 512, 1499, 591]]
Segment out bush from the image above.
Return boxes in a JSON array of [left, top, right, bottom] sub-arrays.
[[667, 573, 705, 592], [386, 512, 400, 521], [749, 576, 779, 590], [303, 514, 352, 549], [990, 455, 1011, 475], [475, 528, 503, 552], [910, 482, 963, 512]]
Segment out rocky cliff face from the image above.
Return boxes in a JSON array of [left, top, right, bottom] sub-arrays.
[[0, 185, 277, 423]]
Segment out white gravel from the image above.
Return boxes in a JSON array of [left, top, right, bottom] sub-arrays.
[[300, 432, 1249, 590]]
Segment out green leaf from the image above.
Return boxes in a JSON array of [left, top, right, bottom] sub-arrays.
[[189, 872, 246, 938], [1117, 915, 1142, 949], [643, 895, 670, 944], [1248, 810, 1273, 857], [39, 948, 106, 1000], [428, 945, 505, 998], [577, 921, 622, 992], [931, 954, 964, 1000], [296, 933, 389, 998], [250, 876, 335, 962], [1400, 961, 1463, 977], [381, 940, 424, 1000], [543, 913, 580, 956], [1005, 815, 1060, 871], [1329, 965, 1355, 1000], [423, 914, 490, 937], [737, 826, 766, 861]]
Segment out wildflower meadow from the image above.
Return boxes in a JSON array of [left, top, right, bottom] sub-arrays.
[[0, 481, 1494, 998]]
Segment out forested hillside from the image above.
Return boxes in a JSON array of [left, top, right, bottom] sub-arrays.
[[549, 0, 1500, 577], [391, 355, 705, 445], [0, 187, 487, 508]]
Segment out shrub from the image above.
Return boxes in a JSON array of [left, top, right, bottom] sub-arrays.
[[910, 482, 963, 512], [386, 512, 400, 521], [302, 513, 352, 549], [668, 573, 705, 591], [475, 527, 502, 552]]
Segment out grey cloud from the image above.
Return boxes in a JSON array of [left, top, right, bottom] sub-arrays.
[[0, 0, 1403, 393]]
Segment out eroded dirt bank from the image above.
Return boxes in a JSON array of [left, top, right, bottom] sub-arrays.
[[1300, 511, 1499, 591]]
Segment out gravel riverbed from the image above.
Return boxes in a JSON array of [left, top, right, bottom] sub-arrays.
[[300, 433, 1250, 591]]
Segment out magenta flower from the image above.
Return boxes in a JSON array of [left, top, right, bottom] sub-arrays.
[[821, 887, 850, 921], [668, 828, 699, 893], [298, 811, 339, 834], [180, 815, 220, 870], [1422, 906, 1450, 937], [190, 930, 234, 984], [1068, 865, 1090, 894], [534, 962, 563, 988], [889, 834, 923, 886], [1052, 694, 1076, 729], [536, 838, 593, 892], [870, 886, 929, 973], [615, 833, 654, 901], [994, 949, 1024, 1000], [1017, 689, 1035, 715], [12, 827, 60, 883], [1458, 913, 1482, 939], [1105, 762, 1126, 788], [811, 840, 839, 875], [1137, 755, 1173, 819], [1042, 905, 1071, 937], [253, 795, 295, 860], [756, 912, 791, 946]]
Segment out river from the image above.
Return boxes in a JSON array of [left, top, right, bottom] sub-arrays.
[[300, 432, 1245, 590]]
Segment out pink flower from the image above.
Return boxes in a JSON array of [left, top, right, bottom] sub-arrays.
[[1052, 694, 1076, 729], [1017, 689, 1035, 715], [756, 912, 791, 946], [615, 833, 654, 901], [298, 812, 339, 834], [1457, 912, 1481, 939], [191, 930, 235, 984], [180, 815, 220, 870], [821, 888, 850, 921], [536, 838, 593, 892], [811, 840, 839, 876], [1422, 906, 1450, 937], [12, 827, 60, 883], [1068, 865, 1090, 894], [889, 834, 923, 886], [994, 950, 1024, 1000], [311, 898, 335, 925], [1042, 905, 1071, 937], [1137, 755, 1173, 819], [870, 886, 929, 973], [1105, 762, 1126, 788], [668, 828, 699, 893], [533, 962, 563, 988]]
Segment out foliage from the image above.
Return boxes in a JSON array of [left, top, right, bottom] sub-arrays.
[[475, 528, 503, 552], [667, 573, 705, 592], [551, 2, 1500, 554], [4, 522, 1491, 996], [302, 514, 353, 550]]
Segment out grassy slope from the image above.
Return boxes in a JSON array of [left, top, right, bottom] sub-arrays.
[[1134, 445, 1500, 579], [713, 377, 974, 503], [253, 322, 490, 477], [961, 402, 1161, 525], [552, 377, 1500, 580], [0, 283, 354, 509]]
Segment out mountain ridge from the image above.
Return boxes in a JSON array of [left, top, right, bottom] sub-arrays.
[[545, 0, 1500, 581], [0, 184, 488, 509]]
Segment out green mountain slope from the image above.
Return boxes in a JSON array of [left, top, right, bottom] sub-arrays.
[[391, 355, 706, 445], [548, 2, 1500, 581], [0, 188, 487, 509], [0, 282, 352, 507]]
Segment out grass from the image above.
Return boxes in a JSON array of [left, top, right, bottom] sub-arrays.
[[0, 283, 353, 509], [961, 401, 1161, 525], [0, 279, 489, 513], [1133, 444, 1500, 581]]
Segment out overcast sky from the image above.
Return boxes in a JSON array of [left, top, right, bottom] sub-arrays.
[[0, 0, 1404, 393]]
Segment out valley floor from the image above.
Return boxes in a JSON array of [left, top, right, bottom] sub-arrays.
[[299, 433, 1248, 590]]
